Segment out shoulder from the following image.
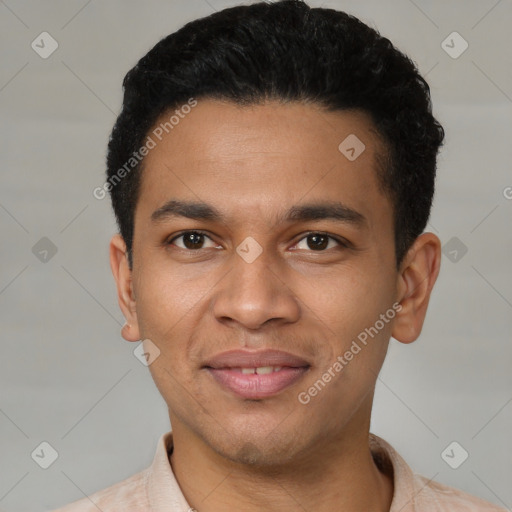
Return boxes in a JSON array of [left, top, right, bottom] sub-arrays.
[[414, 473, 508, 511], [369, 434, 507, 512], [51, 469, 149, 512]]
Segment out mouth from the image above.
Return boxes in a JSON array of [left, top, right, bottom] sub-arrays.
[[202, 349, 311, 400]]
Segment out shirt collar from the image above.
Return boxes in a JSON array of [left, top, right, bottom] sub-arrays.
[[145, 431, 192, 511], [370, 433, 418, 511], [146, 430, 417, 511]]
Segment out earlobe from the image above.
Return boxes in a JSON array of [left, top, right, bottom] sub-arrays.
[[392, 232, 441, 344], [121, 322, 138, 341], [109, 234, 141, 342]]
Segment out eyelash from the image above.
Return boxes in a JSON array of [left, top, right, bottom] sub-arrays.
[[166, 230, 349, 251]]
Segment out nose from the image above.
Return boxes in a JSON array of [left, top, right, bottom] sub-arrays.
[[212, 248, 301, 332]]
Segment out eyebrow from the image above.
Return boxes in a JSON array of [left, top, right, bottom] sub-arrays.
[[151, 199, 367, 228]]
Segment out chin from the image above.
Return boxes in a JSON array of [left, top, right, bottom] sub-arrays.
[[224, 441, 298, 468], [207, 426, 306, 469]]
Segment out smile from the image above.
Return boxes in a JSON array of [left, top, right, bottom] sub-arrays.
[[206, 366, 310, 399]]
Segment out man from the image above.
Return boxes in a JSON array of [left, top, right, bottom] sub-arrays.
[[55, 1, 506, 510]]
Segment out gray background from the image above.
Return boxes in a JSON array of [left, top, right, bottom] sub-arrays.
[[1, 0, 511, 511]]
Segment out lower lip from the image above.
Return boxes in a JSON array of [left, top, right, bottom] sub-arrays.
[[206, 367, 309, 399]]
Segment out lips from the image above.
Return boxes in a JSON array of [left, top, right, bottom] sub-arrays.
[[203, 349, 310, 369], [203, 349, 310, 399]]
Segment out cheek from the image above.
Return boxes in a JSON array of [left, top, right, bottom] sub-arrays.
[[135, 266, 207, 412], [298, 286, 394, 423], [132, 278, 191, 379], [303, 265, 392, 339], [134, 257, 212, 337], [303, 267, 395, 395]]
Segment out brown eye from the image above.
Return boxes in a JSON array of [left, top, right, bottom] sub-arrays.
[[294, 232, 345, 251], [183, 232, 204, 249], [306, 234, 329, 250], [169, 231, 218, 250]]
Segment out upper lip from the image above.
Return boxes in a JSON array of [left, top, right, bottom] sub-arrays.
[[203, 349, 310, 369]]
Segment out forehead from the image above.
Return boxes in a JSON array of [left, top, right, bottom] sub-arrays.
[[136, 99, 391, 230]]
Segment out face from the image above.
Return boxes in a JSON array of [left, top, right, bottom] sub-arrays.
[[117, 99, 406, 466]]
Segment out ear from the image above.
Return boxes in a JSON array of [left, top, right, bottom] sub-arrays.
[[392, 232, 441, 344], [109, 234, 141, 342]]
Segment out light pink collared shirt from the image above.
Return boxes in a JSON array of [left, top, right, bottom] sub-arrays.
[[52, 431, 507, 511]]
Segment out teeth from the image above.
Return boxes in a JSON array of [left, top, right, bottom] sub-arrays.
[[256, 366, 273, 375], [239, 366, 283, 374]]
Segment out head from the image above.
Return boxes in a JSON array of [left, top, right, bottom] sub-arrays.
[[108, 0, 444, 466]]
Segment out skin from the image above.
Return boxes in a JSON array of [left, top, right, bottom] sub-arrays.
[[110, 99, 441, 511]]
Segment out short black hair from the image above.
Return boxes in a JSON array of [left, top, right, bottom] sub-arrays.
[[106, 0, 444, 269]]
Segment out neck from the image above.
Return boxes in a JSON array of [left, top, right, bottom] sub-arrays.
[[168, 412, 393, 512]]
